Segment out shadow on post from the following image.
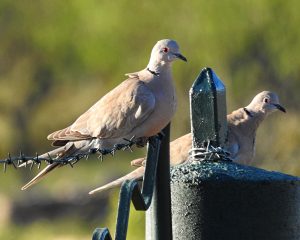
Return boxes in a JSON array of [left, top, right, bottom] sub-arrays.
[[171, 67, 300, 240]]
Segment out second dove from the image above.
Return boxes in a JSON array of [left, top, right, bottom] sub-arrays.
[[89, 91, 286, 194]]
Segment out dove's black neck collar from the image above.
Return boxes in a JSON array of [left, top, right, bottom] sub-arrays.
[[243, 107, 254, 117], [147, 68, 160, 76]]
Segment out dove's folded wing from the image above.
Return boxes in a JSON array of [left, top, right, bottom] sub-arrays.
[[48, 78, 156, 144]]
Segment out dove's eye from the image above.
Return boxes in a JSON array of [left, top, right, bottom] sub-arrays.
[[162, 47, 169, 53], [264, 98, 269, 103]]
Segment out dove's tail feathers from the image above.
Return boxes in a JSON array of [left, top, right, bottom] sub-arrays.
[[18, 144, 71, 168], [21, 162, 60, 190], [89, 167, 145, 195], [48, 127, 91, 146], [20, 142, 80, 190]]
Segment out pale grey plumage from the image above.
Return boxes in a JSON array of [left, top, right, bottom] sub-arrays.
[[21, 39, 186, 190], [227, 91, 286, 164], [89, 91, 285, 194]]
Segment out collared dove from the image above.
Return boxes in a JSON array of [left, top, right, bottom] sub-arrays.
[[21, 39, 187, 190], [89, 91, 286, 194]]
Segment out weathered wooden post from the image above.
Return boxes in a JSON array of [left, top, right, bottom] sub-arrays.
[[171, 68, 300, 240]]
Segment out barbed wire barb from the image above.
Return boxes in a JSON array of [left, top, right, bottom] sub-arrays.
[[46, 153, 54, 164], [35, 153, 42, 169], [98, 154, 103, 162], [30, 161, 34, 171], [188, 140, 232, 162], [12, 160, 17, 168]]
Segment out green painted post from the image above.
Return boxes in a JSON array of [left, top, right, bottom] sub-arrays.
[[171, 68, 300, 240], [146, 123, 172, 240], [190, 68, 227, 148]]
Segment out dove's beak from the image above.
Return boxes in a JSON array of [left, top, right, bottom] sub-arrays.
[[173, 53, 187, 62], [273, 103, 286, 113]]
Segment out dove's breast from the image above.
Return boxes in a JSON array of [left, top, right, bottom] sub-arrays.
[[132, 70, 177, 137]]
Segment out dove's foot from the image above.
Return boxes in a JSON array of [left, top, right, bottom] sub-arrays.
[[135, 137, 149, 148], [156, 131, 165, 140]]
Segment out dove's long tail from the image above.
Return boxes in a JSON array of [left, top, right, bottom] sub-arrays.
[[130, 157, 145, 167], [89, 166, 145, 195], [21, 162, 61, 190], [20, 141, 83, 190]]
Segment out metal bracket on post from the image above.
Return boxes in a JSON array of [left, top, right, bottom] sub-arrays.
[[92, 228, 112, 240], [93, 124, 172, 240]]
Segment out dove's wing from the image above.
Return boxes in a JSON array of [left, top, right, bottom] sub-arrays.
[[131, 133, 192, 168], [226, 107, 255, 162], [225, 133, 240, 160], [48, 77, 156, 144], [169, 133, 192, 166]]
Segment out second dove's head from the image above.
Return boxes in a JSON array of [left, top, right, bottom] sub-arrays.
[[249, 91, 286, 115], [150, 39, 187, 64]]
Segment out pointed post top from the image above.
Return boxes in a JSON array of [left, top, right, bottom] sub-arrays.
[[189, 67, 227, 149]]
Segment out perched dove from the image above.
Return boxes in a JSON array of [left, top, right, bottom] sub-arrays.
[[21, 39, 187, 190], [89, 91, 286, 194]]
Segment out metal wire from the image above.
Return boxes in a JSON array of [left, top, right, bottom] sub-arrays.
[[188, 141, 232, 162], [0, 136, 142, 172]]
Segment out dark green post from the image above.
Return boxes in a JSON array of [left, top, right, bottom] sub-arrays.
[[190, 67, 227, 148], [146, 124, 172, 240], [171, 68, 300, 240]]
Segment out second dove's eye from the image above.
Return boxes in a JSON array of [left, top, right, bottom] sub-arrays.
[[162, 47, 169, 53], [264, 98, 269, 103]]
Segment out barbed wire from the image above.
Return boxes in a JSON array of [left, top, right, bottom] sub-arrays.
[[0, 136, 143, 172], [188, 141, 232, 162]]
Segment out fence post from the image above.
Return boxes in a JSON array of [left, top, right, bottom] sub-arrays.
[[171, 67, 300, 240], [146, 123, 172, 240]]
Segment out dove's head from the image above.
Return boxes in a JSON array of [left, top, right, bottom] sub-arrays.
[[248, 91, 286, 115], [148, 39, 187, 70]]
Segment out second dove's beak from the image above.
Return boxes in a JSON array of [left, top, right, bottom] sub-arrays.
[[173, 53, 187, 62], [273, 103, 286, 113]]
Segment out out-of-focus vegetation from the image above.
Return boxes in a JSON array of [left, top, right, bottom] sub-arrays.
[[0, 0, 300, 239]]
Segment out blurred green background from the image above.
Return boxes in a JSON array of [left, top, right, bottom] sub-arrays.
[[0, 0, 299, 239]]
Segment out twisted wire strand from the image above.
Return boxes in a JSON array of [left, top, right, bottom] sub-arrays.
[[0, 136, 141, 172], [188, 141, 232, 162]]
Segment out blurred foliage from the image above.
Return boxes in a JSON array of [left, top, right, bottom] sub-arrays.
[[0, 0, 300, 239]]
